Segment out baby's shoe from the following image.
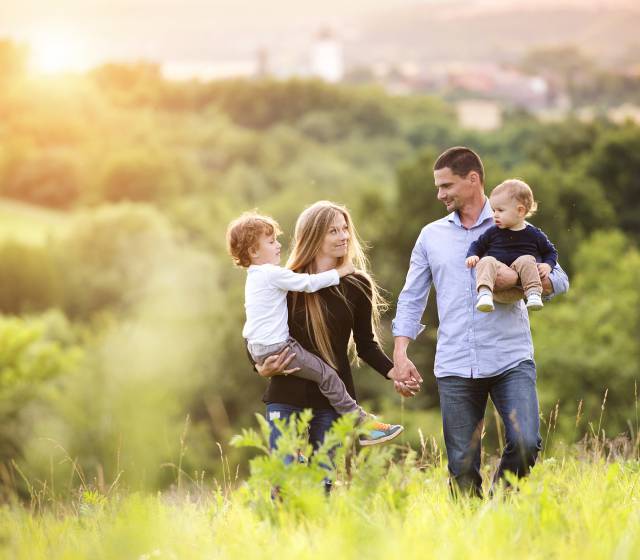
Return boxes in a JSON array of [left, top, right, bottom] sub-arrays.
[[526, 293, 544, 311], [476, 292, 494, 312]]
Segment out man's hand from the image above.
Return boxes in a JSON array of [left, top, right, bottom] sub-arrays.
[[337, 259, 355, 277], [541, 274, 554, 296], [255, 347, 300, 377], [466, 255, 479, 268], [387, 366, 421, 397], [391, 338, 424, 387], [537, 263, 552, 280]]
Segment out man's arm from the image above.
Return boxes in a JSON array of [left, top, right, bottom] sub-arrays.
[[391, 232, 431, 387], [544, 262, 569, 300]]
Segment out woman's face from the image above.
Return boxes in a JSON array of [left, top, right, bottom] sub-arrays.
[[317, 212, 350, 261]]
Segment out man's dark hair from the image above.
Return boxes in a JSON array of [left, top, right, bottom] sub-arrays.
[[433, 147, 484, 184]]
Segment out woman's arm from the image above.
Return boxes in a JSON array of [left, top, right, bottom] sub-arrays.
[[351, 276, 394, 379]]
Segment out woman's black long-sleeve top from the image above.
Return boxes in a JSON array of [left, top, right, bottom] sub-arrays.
[[262, 273, 394, 409]]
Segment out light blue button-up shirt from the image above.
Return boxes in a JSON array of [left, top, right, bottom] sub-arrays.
[[392, 199, 569, 378]]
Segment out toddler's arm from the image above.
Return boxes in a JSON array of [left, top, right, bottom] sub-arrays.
[[336, 260, 355, 277], [267, 266, 340, 293]]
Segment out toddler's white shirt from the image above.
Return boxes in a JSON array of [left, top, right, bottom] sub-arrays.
[[242, 264, 340, 345]]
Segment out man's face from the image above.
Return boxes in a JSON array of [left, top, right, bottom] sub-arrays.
[[433, 167, 478, 212]]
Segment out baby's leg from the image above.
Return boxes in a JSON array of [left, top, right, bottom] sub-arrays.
[[492, 260, 525, 304], [285, 339, 365, 418], [510, 255, 542, 297], [475, 256, 501, 293]]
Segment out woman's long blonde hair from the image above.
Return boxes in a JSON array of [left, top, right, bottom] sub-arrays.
[[286, 201, 388, 369]]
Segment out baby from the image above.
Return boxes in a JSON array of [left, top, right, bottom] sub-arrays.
[[465, 179, 558, 312], [227, 211, 403, 446]]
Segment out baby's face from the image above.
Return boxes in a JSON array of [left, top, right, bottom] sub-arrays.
[[489, 191, 525, 229]]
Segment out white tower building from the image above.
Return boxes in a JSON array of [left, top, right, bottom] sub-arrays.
[[310, 28, 344, 83]]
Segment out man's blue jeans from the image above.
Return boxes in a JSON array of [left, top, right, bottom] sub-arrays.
[[437, 359, 542, 497]]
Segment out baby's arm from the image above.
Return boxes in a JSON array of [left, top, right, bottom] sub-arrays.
[[535, 228, 558, 280], [465, 230, 492, 268]]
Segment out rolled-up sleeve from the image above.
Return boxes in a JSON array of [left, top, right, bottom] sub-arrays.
[[392, 232, 432, 339], [545, 262, 570, 300]]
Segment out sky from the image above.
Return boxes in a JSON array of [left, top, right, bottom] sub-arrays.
[[0, 1, 434, 73], [1, 1, 636, 74]]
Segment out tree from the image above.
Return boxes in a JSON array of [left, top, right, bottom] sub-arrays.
[[588, 124, 640, 240], [1, 152, 80, 209], [532, 231, 640, 439], [58, 204, 175, 318]]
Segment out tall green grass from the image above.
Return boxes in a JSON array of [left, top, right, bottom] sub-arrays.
[[1, 411, 639, 560], [1, 457, 638, 559]]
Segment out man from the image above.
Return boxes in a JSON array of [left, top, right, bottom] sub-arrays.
[[389, 146, 569, 497]]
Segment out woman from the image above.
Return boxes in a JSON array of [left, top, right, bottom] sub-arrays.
[[254, 200, 417, 455]]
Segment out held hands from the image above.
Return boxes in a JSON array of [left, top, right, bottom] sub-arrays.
[[537, 263, 552, 280], [388, 357, 423, 397], [466, 255, 480, 268], [337, 259, 355, 277], [255, 347, 301, 378]]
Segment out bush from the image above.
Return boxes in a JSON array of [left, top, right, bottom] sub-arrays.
[[0, 241, 63, 314]]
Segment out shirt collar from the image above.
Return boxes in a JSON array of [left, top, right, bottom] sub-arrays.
[[447, 197, 493, 229]]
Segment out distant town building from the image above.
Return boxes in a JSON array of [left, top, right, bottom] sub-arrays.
[[456, 99, 503, 131], [255, 47, 269, 78], [608, 103, 640, 125], [310, 28, 344, 83]]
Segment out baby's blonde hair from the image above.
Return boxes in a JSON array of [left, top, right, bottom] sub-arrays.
[[491, 179, 538, 218]]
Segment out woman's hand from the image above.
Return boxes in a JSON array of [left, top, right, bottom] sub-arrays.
[[255, 346, 301, 378], [394, 380, 420, 397]]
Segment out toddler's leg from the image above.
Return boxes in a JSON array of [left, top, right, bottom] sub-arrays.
[[475, 256, 501, 312], [510, 255, 543, 310], [286, 339, 365, 418]]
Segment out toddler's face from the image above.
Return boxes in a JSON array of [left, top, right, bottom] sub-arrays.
[[489, 191, 525, 229], [250, 232, 282, 265]]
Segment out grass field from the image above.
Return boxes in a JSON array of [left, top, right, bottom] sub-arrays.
[[1, 458, 638, 560], [1, 413, 639, 560]]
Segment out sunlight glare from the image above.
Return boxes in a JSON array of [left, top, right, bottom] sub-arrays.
[[29, 30, 88, 75]]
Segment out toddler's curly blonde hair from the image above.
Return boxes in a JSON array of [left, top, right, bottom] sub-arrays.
[[226, 211, 282, 267]]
